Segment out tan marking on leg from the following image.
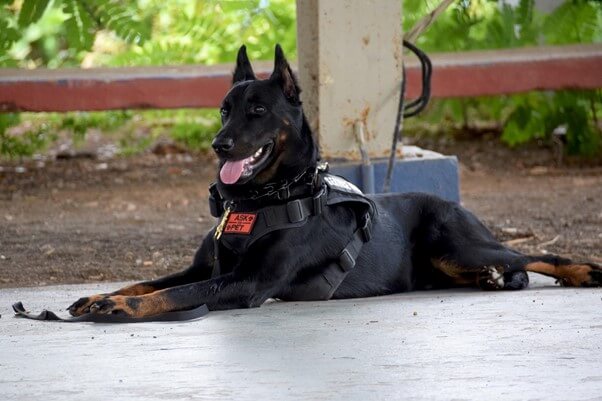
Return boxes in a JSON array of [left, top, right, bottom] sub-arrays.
[[95, 293, 175, 317], [133, 293, 174, 317], [113, 283, 156, 296], [525, 262, 593, 287], [432, 259, 474, 285], [87, 294, 106, 304]]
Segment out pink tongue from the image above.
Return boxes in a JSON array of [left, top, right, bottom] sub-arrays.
[[220, 159, 247, 184]]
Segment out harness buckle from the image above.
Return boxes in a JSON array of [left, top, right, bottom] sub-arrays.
[[339, 249, 356, 271], [360, 213, 372, 242], [286, 199, 304, 223]]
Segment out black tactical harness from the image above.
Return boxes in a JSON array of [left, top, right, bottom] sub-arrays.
[[209, 172, 375, 300]]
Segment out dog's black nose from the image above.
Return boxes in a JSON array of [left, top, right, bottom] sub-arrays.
[[212, 137, 234, 154]]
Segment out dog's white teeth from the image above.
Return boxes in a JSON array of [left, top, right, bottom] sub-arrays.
[[254, 148, 263, 158]]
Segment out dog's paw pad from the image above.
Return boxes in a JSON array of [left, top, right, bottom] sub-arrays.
[[68, 294, 108, 316], [89, 298, 118, 314]]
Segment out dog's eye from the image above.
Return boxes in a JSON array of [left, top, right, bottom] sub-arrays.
[[220, 108, 229, 117], [251, 105, 266, 115]]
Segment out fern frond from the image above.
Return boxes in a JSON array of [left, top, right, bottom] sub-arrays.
[[62, 0, 95, 50], [89, 0, 151, 45], [17, 0, 50, 27]]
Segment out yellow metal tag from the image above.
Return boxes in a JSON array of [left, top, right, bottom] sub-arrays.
[[214, 206, 232, 241]]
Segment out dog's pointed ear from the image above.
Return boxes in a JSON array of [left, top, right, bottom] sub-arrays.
[[270, 44, 301, 104], [232, 45, 256, 84]]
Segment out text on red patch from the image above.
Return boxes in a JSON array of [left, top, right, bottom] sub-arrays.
[[223, 213, 257, 234]]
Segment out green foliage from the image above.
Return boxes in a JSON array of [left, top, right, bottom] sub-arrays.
[[403, 0, 501, 52], [404, 0, 602, 156], [502, 94, 551, 146], [18, 0, 50, 27], [0, 113, 19, 134], [0, 113, 56, 158], [62, 0, 96, 50], [0, 18, 18, 53], [0, 3, 19, 65], [91, 1, 151, 45], [543, 0, 600, 44], [1, 0, 151, 67], [0, 0, 296, 158], [104, 0, 296, 67], [168, 114, 221, 151], [59, 110, 133, 142], [1, 0, 601, 158]]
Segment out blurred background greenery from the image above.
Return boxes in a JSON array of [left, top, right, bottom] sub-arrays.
[[0, 0, 600, 159]]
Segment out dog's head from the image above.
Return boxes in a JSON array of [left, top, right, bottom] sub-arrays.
[[213, 45, 318, 193]]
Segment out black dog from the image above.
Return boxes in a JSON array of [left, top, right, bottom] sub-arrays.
[[69, 45, 602, 318]]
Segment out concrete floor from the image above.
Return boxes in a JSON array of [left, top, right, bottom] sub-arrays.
[[1, 276, 601, 401]]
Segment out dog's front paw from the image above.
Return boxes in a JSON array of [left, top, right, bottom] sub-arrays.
[[68, 294, 108, 316], [88, 295, 146, 317]]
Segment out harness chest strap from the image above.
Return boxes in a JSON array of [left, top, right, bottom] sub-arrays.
[[296, 211, 372, 301]]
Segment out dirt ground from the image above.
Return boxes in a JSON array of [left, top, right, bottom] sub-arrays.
[[1, 140, 601, 288]]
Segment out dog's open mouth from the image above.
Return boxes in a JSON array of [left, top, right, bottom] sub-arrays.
[[219, 142, 273, 184]]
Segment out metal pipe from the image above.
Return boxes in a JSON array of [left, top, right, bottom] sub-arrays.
[[355, 122, 375, 194]]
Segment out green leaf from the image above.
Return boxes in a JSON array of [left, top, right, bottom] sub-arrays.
[[219, 1, 259, 13], [89, 0, 151, 45], [0, 113, 20, 133], [18, 0, 50, 27], [0, 19, 19, 52], [516, 0, 534, 27], [501, 99, 547, 146], [62, 0, 95, 51], [554, 91, 601, 155]]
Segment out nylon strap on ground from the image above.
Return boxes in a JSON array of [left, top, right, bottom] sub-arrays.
[[12, 301, 209, 323]]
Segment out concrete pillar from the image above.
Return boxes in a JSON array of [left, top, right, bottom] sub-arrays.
[[296, 0, 403, 160]]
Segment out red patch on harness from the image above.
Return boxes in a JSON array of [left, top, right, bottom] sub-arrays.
[[224, 213, 257, 234]]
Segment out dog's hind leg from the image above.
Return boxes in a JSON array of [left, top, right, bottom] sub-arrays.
[[411, 193, 601, 290], [433, 249, 602, 290], [431, 247, 531, 291], [411, 194, 533, 290], [523, 254, 602, 287]]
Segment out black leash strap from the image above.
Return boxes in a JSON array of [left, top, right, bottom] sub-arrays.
[[12, 301, 209, 323], [383, 40, 432, 193]]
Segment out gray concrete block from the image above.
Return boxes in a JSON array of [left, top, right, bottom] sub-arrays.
[[329, 146, 460, 202]]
